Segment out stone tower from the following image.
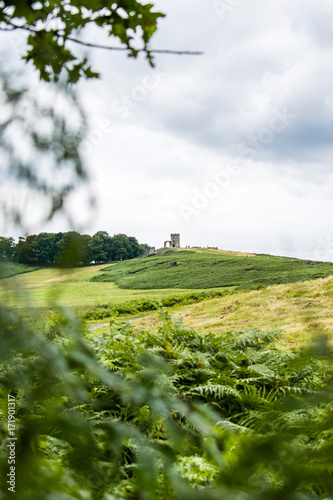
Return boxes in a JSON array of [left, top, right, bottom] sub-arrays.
[[164, 233, 180, 248], [170, 233, 180, 248]]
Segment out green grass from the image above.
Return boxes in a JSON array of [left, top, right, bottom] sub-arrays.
[[2, 248, 333, 324], [91, 248, 333, 290], [82, 288, 233, 320], [2, 248, 333, 350], [0, 260, 39, 278], [0, 263, 207, 311]]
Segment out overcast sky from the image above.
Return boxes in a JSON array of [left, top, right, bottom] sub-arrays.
[[2, 0, 333, 260]]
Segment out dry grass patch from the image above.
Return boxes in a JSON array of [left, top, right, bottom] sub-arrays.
[[173, 277, 333, 348], [107, 277, 333, 349]]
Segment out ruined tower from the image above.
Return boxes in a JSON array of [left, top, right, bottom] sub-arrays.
[[164, 233, 180, 248], [170, 233, 180, 248]]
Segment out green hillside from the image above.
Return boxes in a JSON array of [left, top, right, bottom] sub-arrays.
[[91, 248, 333, 290], [0, 263, 203, 310], [0, 260, 39, 279]]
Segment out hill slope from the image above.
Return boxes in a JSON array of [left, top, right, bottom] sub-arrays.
[[91, 248, 333, 290], [99, 275, 333, 349], [0, 264, 201, 310], [0, 261, 39, 279]]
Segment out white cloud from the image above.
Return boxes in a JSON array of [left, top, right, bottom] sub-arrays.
[[1, 0, 333, 260]]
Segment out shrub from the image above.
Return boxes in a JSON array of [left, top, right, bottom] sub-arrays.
[[83, 290, 231, 320]]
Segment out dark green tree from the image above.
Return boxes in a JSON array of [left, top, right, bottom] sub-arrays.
[[80, 234, 93, 265], [35, 232, 57, 265], [16, 235, 39, 265], [110, 233, 132, 261], [139, 242, 150, 255], [0, 236, 15, 259], [5, 231, 145, 266], [128, 236, 141, 258], [91, 231, 112, 263], [13, 236, 25, 263], [55, 231, 84, 267]]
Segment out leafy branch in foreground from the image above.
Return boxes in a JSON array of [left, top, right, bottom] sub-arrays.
[[0, 305, 332, 499], [0, 0, 167, 82], [0, 70, 90, 230]]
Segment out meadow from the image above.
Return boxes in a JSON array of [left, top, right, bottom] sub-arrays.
[[0, 262, 196, 310], [91, 248, 333, 290], [2, 249, 333, 348]]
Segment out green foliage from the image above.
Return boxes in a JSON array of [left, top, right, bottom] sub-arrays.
[[55, 231, 92, 267], [90, 232, 143, 263], [0, 237, 15, 260], [1, 1, 165, 82], [0, 0, 166, 232], [5, 230, 144, 267], [83, 289, 231, 320], [90, 231, 110, 264], [0, 305, 332, 499], [0, 73, 88, 226], [90, 250, 333, 290], [0, 0, 165, 228]]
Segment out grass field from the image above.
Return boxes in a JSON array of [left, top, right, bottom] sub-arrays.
[[91, 248, 333, 289], [0, 263, 199, 310], [1, 249, 333, 348]]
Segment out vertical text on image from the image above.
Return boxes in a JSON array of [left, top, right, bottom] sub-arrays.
[[7, 394, 16, 493]]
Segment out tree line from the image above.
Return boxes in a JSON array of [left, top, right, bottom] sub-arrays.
[[0, 232, 147, 267]]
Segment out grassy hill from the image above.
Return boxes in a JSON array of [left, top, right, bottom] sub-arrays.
[[91, 248, 333, 290], [0, 263, 201, 310], [2, 248, 333, 349], [0, 260, 39, 279]]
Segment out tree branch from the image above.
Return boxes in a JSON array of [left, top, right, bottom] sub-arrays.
[[67, 36, 203, 56], [0, 22, 203, 55]]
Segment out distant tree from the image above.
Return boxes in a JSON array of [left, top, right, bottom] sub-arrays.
[[80, 234, 93, 265], [91, 231, 112, 263], [0, 236, 15, 259], [55, 231, 83, 267], [4, 230, 147, 266], [35, 232, 56, 266], [15, 233, 57, 265], [139, 243, 150, 255], [16, 235, 39, 265], [14, 237, 25, 263], [128, 236, 141, 258], [110, 234, 132, 261]]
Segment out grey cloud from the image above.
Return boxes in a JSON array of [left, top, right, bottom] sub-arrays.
[[4, 0, 333, 260]]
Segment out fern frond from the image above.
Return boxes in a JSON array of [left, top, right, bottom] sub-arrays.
[[193, 384, 241, 401]]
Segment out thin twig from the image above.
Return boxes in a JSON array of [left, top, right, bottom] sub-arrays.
[[0, 21, 203, 55], [67, 36, 203, 55]]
